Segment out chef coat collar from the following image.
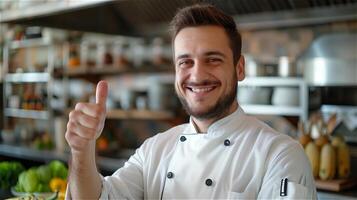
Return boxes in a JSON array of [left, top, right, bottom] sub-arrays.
[[183, 106, 245, 138]]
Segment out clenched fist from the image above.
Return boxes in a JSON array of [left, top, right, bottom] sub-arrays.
[[65, 81, 108, 154]]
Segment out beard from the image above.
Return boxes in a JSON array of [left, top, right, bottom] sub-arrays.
[[176, 73, 238, 120]]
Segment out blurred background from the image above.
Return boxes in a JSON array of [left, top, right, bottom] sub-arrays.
[[0, 0, 356, 199]]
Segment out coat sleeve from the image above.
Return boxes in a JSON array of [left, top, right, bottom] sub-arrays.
[[64, 146, 145, 200], [257, 141, 317, 199], [99, 142, 147, 200]]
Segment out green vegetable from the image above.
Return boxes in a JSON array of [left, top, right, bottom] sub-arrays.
[[37, 183, 51, 192], [48, 161, 68, 179], [0, 161, 25, 189], [16, 171, 27, 192], [36, 165, 52, 184], [22, 169, 39, 193], [13, 160, 68, 194]]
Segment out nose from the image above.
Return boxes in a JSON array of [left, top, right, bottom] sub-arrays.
[[190, 60, 208, 82]]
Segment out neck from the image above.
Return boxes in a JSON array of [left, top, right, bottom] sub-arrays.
[[192, 102, 238, 133]]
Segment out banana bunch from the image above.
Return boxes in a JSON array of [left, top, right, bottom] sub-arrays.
[[299, 113, 351, 181]]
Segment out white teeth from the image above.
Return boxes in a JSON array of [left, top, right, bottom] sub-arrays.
[[191, 87, 213, 93]]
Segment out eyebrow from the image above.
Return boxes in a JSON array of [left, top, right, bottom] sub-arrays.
[[204, 51, 226, 58], [176, 54, 190, 61], [175, 51, 226, 61]]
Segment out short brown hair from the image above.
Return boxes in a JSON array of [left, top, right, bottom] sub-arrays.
[[170, 4, 242, 66]]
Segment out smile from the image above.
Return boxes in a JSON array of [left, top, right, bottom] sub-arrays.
[[185, 83, 219, 94], [189, 86, 215, 93]]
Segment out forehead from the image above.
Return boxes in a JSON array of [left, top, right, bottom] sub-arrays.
[[174, 25, 231, 58]]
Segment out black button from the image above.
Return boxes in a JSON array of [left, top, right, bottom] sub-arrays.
[[167, 172, 174, 179], [180, 136, 187, 142], [205, 178, 213, 186], [224, 139, 231, 146]]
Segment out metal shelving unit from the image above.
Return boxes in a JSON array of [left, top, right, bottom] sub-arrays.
[[9, 38, 51, 49], [2, 38, 55, 130], [239, 77, 305, 87], [106, 109, 174, 120], [240, 104, 302, 116], [5, 72, 49, 83], [239, 77, 308, 121], [64, 109, 175, 120], [63, 65, 174, 77], [4, 108, 49, 120]]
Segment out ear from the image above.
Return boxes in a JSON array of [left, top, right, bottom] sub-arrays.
[[236, 55, 245, 81]]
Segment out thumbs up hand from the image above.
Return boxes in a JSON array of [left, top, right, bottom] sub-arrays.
[[65, 81, 108, 154]]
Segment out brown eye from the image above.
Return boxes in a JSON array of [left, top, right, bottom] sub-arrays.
[[178, 59, 193, 68], [207, 57, 222, 64]]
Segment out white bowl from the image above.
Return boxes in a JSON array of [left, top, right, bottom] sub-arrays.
[[238, 87, 271, 105], [272, 87, 299, 106]]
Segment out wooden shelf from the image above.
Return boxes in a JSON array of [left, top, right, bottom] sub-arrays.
[[106, 109, 174, 120], [4, 108, 49, 120], [65, 109, 175, 120], [64, 65, 173, 76], [65, 66, 127, 76], [315, 178, 357, 192]]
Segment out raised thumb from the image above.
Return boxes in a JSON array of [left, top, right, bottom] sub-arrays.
[[95, 80, 108, 107]]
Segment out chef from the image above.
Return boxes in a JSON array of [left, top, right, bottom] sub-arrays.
[[65, 4, 317, 199]]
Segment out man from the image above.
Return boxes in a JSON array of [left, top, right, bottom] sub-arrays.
[[65, 4, 317, 199]]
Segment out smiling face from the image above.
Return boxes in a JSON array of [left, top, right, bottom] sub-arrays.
[[174, 25, 244, 121]]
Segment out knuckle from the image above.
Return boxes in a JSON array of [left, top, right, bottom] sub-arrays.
[[75, 102, 84, 110], [65, 131, 69, 141], [67, 121, 75, 130], [69, 110, 76, 118], [66, 123, 71, 131], [65, 131, 73, 143]]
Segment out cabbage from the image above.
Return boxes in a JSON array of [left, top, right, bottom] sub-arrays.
[[37, 183, 51, 192], [49, 161, 68, 179], [0, 161, 25, 189], [22, 169, 39, 193], [36, 165, 52, 184]]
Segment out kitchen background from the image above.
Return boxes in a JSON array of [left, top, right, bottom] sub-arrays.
[[0, 0, 356, 199]]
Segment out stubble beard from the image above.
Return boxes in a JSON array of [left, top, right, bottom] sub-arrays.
[[176, 74, 238, 120]]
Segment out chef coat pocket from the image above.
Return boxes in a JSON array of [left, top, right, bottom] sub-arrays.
[[228, 190, 255, 199], [279, 181, 308, 199]]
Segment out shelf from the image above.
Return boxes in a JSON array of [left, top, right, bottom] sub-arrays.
[[4, 108, 49, 120], [9, 38, 50, 49], [106, 109, 175, 120], [0, 143, 127, 172], [64, 65, 174, 76], [64, 109, 175, 120], [65, 66, 126, 76], [241, 104, 302, 116], [5, 72, 49, 83], [239, 77, 305, 87]]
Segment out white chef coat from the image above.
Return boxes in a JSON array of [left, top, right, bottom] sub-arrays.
[[68, 106, 317, 199]]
